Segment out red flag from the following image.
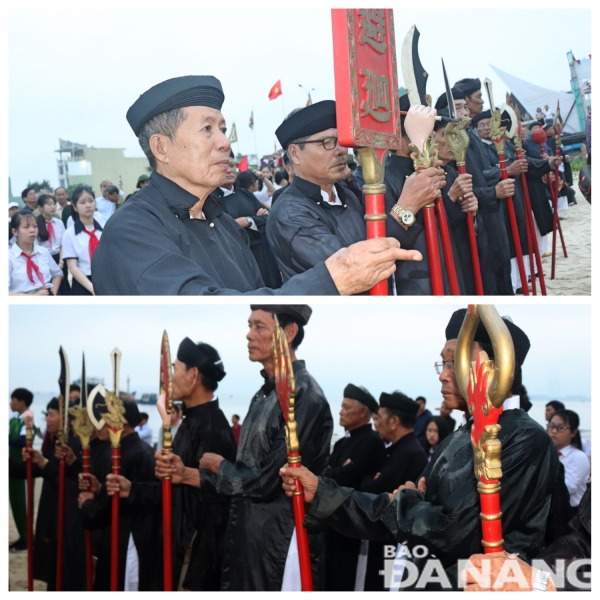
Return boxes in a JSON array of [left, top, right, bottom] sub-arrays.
[[238, 156, 248, 172], [268, 80, 282, 101]]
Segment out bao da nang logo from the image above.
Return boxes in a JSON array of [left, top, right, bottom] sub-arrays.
[[380, 544, 591, 590]]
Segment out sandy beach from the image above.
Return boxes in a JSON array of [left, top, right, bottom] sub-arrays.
[[543, 188, 591, 296]]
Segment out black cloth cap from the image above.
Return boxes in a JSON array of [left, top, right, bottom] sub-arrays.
[[177, 337, 226, 381], [445, 308, 531, 366], [250, 305, 312, 326], [434, 87, 466, 111], [528, 120, 542, 130], [433, 108, 451, 131], [473, 110, 492, 126], [126, 75, 225, 136], [344, 384, 379, 414], [45, 397, 59, 413], [275, 101, 337, 149], [379, 392, 419, 415], [122, 399, 142, 428], [454, 78, 481, 97]]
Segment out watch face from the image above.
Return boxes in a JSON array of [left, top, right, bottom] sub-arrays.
[[401, 211, 415, 225]]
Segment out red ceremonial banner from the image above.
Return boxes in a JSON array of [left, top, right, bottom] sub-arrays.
[[331, 9, 402, 150]]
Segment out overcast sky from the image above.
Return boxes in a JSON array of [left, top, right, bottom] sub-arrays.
[[8, 5, 591, 194], [9, 303, 591, 405]]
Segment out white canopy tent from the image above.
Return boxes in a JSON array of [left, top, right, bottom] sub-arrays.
[[490, 65, 581, 133]]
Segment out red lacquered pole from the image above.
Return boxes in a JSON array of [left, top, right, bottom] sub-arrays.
[[434, 197, 460, 295], [288, 452, 313, 591], [498, 153, 529, 295], [364, 191, 388, 296], [26, 427, 34, 591], [56, 457, 65, 590], [111, 444, 120, 591], [456, 163, 484, 295], [422, 204, 444, 295], [162, 478, 173, 590], [81, 446, 94, 590]]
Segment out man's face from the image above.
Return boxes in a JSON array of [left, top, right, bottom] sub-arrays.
[[172, 359, 197, 400], [10, 397, 25, 412], [107, 191, 120, 204], [69, 390, 80, 402], [339, 398, 365, 430], [466, 90, 484, 116], [159, 106, 231, 192], [545, 405, 556, 422], [376, 408, 394, 443], [139, 179, 149, 188], [224, 159, 236, 187], [100, 181, 112, 194], [46, 408, 61, 434], [55, 188, 68, 205], [24, 189, 37, 208], [546, 126, 555, 137], [454, 99, 470, 118], [439, 339, 483, 412], [415, 399, 425, 417], [292, 128, 348, 185], [439, 401, 451, 418], [434, 128, 454, 164], [232, 415, 239, 426], [246, 310, 276, 364], [476, 118, 492, 141], [9, 206, 19, 218]]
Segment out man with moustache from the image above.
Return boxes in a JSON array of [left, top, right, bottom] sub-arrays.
[[92, 76, 422, 295], [280, 308, 558, 590], [156, 305, 333, 591]]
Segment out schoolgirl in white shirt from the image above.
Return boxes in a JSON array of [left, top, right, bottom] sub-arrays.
[[36, 194, 66, 263], [61, 185, 103, 296], [9, 212, 63, 295]]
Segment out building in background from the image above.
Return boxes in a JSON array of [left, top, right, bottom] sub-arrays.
[[56, 139, 150, 195]]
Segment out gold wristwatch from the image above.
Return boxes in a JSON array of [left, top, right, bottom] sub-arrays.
[[391, 205, 416, 227]]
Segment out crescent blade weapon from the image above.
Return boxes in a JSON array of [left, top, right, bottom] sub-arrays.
[[401, 25, 459, 296], [455, 304, 515, 553], [23, 409, 35, 591], [272, 317, 313, 591], [56, 346, 70, 590], [511, 103, 547, 295], [487, 83, 530, 295], [159, 331, 174, 591], [69, 354, 95, 590], [442, 58, 484, 295]]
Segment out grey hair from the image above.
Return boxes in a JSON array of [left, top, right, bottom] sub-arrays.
[[138, 108, 188, 170]]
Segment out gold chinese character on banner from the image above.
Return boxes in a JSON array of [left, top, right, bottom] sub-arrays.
[[358, 9, 387, 54], [361, 70, 392, 122]]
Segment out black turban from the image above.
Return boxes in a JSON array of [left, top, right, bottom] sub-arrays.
[[250, 305, 312, 326], [44, 397, 59, 414], [344, 384, 379, 414], [379, 392, 419, 415], [122, 399, 142, 428], [454, 78, 481, 97], [275, 101, 337, 149], [400, 93, 410, 112], [126, 75, 225, 136], [473, 110, 492, 126], [433, 108, 451, 131], [177, 338, 226, 381], [445, 308, 531, 367], [528, 120, 542, 130], [434, 86, 466, 110]]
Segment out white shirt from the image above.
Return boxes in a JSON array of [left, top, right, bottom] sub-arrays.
[[95, 196, 117, 220], [558, 444, 590, 507], [254, 181, 281, 207], [61, 220, 103, 276], [9, 241, 62, 293], [66, 211, 107, 229], [38, 216, 65, 255], [135, 422, 154, 446], [219, 187, 234, 196], [321, 187, 342, 206]]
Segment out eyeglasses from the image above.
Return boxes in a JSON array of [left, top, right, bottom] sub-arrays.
[[298, 136, 339, 150], [547, 424, 571, 433], [434, 360, 454, 375]]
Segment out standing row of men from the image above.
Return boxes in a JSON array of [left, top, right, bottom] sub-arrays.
[[10, 304, 586, 591]]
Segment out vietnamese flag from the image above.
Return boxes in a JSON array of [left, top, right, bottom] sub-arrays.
[[237, 156, 248, 172], [268, 80, 282, 101]]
